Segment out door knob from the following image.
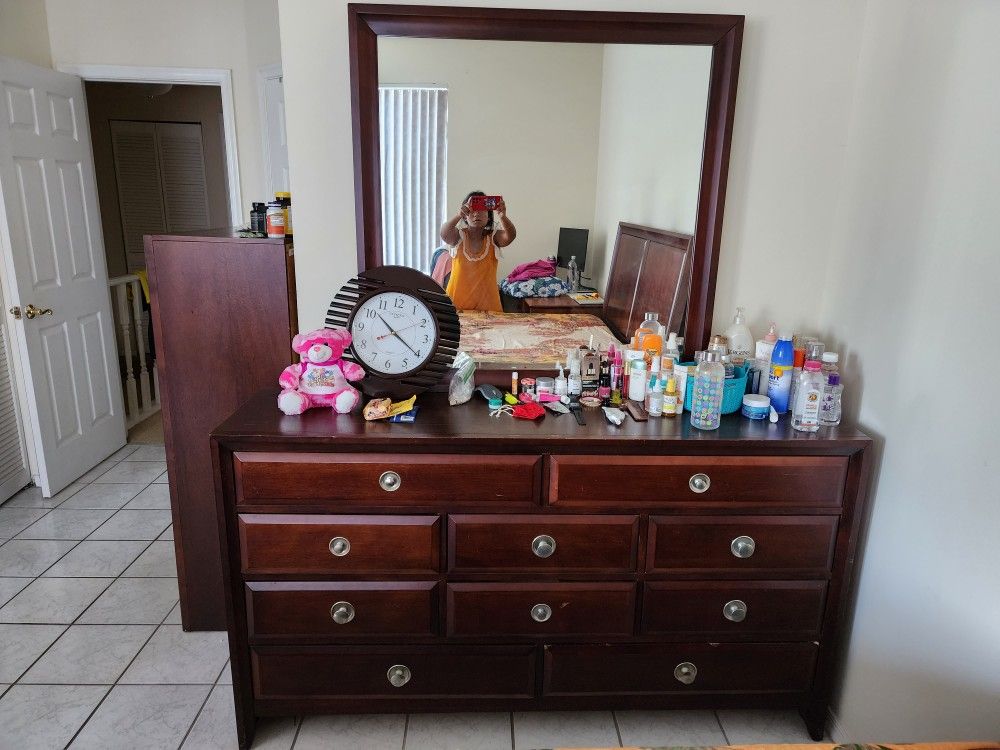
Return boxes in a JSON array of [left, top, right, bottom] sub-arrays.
[[22, 304, 53, 319]]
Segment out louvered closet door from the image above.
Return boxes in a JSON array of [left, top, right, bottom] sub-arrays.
[[0, 285, 29, 501], [111, 121, 166, 271], [111, 121, 211, 272]]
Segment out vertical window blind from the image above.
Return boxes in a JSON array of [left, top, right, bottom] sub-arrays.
[[379, 86, 448, 272]]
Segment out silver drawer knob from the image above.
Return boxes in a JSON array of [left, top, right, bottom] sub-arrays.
[[387, 664, 411, 687], [674, 661, 697, 685], [379, 470, 402, 492], [531, 603, 552, 622], [531, 534, 556, 558], [731, 535, 756, 559], [328, 536, 351, 557], [723, 599, 748, 622], [330, 601, 355, 624], [689, 473, 711, 493]]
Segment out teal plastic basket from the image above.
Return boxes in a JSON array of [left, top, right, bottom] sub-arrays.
[[682, 364, 748, 415]]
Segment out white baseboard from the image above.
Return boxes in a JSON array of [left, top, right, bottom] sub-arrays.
[[828, 706, 851, 742]]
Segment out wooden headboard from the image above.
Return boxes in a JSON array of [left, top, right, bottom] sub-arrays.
[[603, 222, 693, 342]]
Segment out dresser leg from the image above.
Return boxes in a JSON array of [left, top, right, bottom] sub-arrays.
[[799, 706, 826, 741], [236, 713, 256, 750]]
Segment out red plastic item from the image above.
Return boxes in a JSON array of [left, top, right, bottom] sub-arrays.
[[512, 401, 545, 420]]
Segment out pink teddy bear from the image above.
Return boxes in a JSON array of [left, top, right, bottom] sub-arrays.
[[277, 327, 366, 415]]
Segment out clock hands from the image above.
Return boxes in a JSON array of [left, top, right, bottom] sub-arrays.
[[377, 313, 420, 357], [375, 321, 422, 341]]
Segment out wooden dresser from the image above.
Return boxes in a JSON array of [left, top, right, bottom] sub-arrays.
[[147, 230, 296, 630], [212, 391, 872, 748]]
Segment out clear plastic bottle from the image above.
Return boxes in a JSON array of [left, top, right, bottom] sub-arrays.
[[554, 362, 568, 397], [568, 356, 582, 396], [792, 360, 824, 432], [820, 373, 843, 426], [567, 255, 581, 291], [664, 332, 681, 363], [636, 312, 665, 361], [821, 351, 839, 380], [725, 306, 755, 361], [690, 351, 725, 430], [646, 374, 664, 416]]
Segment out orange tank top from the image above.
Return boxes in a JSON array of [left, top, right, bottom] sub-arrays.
[[445, 229, 502, 312]]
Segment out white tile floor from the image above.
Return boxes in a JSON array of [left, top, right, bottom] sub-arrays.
[[0, 441, 825, 749]]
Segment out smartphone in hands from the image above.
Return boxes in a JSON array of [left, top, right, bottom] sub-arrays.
[[467, 195, 502, 212]]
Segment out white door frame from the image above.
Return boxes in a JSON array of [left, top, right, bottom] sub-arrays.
[[56, 64, 243, 226], [257, 63, 283, 199]]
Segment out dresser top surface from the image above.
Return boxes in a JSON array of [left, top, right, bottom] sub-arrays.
[[212, 390, 870, 454]]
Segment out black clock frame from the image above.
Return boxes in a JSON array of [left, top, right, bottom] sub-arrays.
[[326, 265, 461, 399]]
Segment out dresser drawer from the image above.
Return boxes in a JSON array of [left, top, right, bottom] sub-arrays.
[[235, 452, 542, 506], [447, 583, 635, 637], [641, 581, 827, 639], [448, 514, 638, 573], [252, 646, 536, 700], [239, 514, 440, 575], [543, 642, 818, 696], [549, 455, 847, 508], [647, 515, 838, 577], [246, 581, 438, 638]]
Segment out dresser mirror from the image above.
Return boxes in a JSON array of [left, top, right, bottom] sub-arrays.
[[349, 4, 743, 357]]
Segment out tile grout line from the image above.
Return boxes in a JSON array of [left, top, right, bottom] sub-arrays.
[[714, 710, 731, 744], [0, 458, 134, 681], [509, 711, 515, 750], [401, 713, 410, 750], [290, 715, 304, 749], [611, 710, 624, 747], [175, 677, 216, 749], [60, 569, 180, 748], [9, 442, 169, 749]]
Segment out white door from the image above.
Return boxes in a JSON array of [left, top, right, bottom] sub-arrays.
[[260, 67, 289, 196], [0, 56, 126, 495]]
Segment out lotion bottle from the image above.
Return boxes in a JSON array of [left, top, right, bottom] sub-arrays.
[[725, 306, 754, 361]]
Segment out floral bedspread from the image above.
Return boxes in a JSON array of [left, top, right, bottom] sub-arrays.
[[458, 310, 620, 368]]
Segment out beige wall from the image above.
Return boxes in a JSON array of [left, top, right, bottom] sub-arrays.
[[279, 0, 867, 335], [821, 0, 1000, 739], [378, 37, 603, 277], [590, 44, 712, 292], [84, 82, 230, 277], [0, 0, 51, 67], [43, 0, 283, 220]]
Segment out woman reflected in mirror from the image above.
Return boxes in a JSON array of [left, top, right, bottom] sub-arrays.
[[440, 190, 517, 312]]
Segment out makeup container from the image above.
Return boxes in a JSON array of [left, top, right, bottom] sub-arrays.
[[741, 394, 770, 420], [536, 377, 554, 395], [520, 377, 536, 397]]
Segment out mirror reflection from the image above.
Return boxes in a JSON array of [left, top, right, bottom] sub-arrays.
[[377, 37, 711, 367]]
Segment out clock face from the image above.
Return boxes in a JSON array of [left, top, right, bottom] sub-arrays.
[[349, 291, 438, 376]]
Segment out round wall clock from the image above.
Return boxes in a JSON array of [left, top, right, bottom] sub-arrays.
[[325, 265, 461, 399]]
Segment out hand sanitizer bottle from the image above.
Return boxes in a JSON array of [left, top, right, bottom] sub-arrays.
[[791, 360, 824, 432], [554, 362, 568, 397]]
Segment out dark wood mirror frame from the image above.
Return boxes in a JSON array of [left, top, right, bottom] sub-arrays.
[[348, 4, 743, 352]]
